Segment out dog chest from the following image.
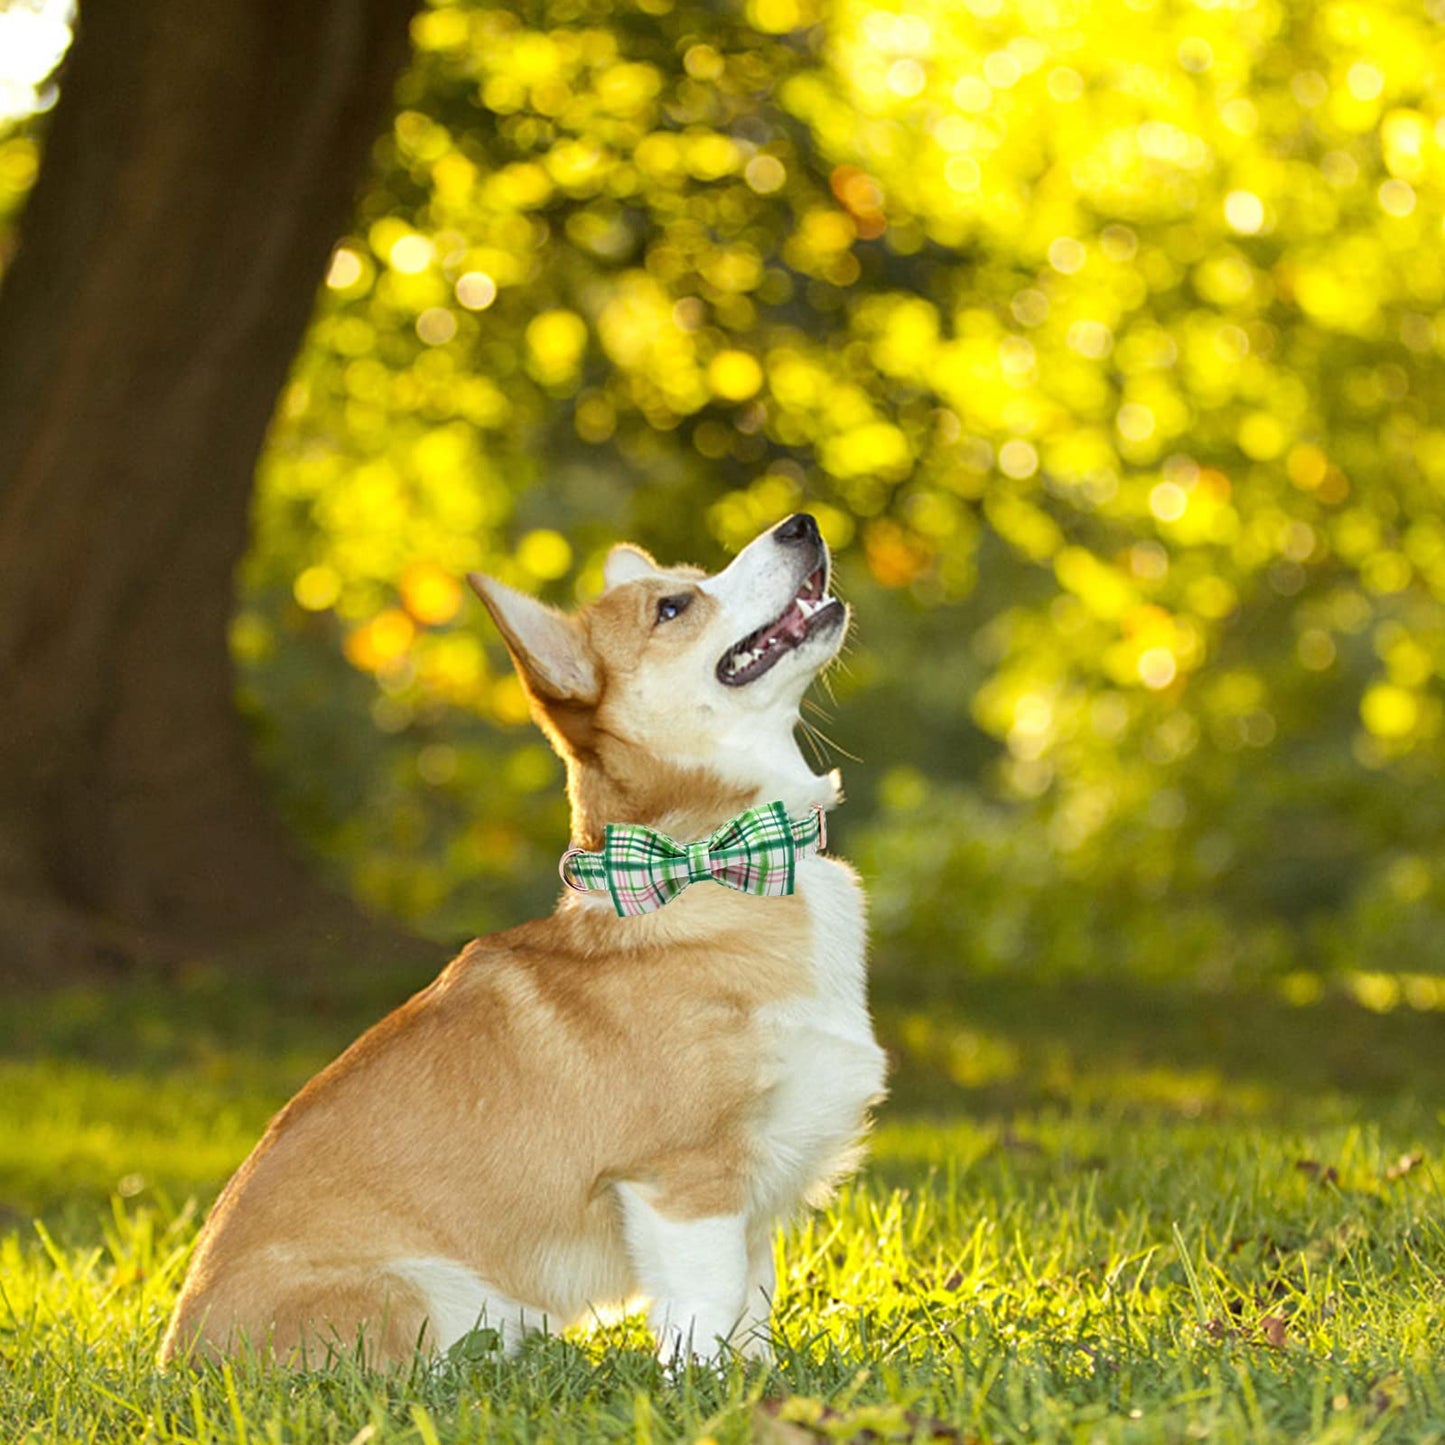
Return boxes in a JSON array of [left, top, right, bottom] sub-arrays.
[[746, 856, 886, 1220]]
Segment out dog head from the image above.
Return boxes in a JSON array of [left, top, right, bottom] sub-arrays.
[[468, 514, 846, 840]]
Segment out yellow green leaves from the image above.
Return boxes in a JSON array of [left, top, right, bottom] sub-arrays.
[[822, 422, 911, 481], [174, 0, 1445, 926]]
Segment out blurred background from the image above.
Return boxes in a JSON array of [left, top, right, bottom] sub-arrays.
[[3, 0, 1444, 1019]]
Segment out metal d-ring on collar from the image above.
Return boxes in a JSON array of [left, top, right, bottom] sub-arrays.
[[558, 845, 590, 893]]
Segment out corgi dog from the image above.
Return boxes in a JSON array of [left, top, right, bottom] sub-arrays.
[[160, 513, 887, 1368]]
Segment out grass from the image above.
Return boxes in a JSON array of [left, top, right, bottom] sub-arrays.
[[2, 960, 1444, 1444]]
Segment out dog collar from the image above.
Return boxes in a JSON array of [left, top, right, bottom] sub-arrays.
[[558, 801, 828, 917]]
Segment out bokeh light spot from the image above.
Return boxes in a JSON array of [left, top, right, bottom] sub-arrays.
[[1346, 61, 1384, 102], [1224, 190, 1265, 235], [708, 350, 764, 401], [998, 439, 1039, 479], [388, 233, 433, 274], [1297, 629, 1336, 671], [293, 565, 341, 612], [1117, 403, 1156, 443], [1361, 684, 1418, 739], [1378, 179, 1415, 217], [744, 155, 786, 194], [1149, 482, 1188, 522], [1048, 237, 1086, 274], [747, 0, 801, 32], [401, 562, 462, 625], [526, 309, 588, 386], [416, 308, 457, 345], [887, 59, 926, 98], [326, 248, 363, 289], [345, 609, 416, 673], [1138, 647, 1178, 690], [455, 271, 498, 310], [517, 529, 573, 581]]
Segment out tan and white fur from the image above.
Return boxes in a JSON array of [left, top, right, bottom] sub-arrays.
[[161, 513, 887, 1368]]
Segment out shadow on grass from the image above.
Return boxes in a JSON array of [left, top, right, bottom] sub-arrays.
[[878, 965, 1445, 1124]]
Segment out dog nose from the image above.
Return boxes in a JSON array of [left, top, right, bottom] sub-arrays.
[[773, 513, 820, 547]]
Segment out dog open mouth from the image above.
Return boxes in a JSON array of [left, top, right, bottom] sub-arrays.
[[717, 566, 844, 686]]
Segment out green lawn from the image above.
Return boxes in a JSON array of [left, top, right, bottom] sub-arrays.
[[2, 962, 1443, 1443]]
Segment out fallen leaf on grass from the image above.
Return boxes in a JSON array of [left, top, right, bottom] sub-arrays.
[[1368, 1374, 1406, 1421], [755, 1397, 977, 1443], [1384, 1151, 1424, 1181], [999, 1129, 1044, 1156], [1203, 1314, 1289, 1350], [754, 1406, 826, 1445]]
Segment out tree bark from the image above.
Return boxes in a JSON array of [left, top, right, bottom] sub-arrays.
[[0, 0, 428, 981]]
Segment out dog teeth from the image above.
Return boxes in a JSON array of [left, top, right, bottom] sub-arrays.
[[796, 595, 835, 620], [726, 596, 839, 678]]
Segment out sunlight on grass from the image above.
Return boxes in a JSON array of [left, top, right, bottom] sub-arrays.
[[0, 1062, 275, 1222], [3, 1125, 1443, 1443], [3, 975, 1445, 1442]]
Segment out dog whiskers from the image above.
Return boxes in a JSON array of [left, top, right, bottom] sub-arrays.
[[796, 712, 862, 768]]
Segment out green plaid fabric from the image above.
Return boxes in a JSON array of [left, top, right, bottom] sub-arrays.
[[559, 802, 826, 917]]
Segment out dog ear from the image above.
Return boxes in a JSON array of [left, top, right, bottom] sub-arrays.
[[602, 544, 659, 591], [466, 574, 598, 705]]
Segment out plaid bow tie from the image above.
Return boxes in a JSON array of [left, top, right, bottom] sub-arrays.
[[559, 801, 827, 917]]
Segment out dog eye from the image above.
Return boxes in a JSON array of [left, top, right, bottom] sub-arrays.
[[655, 594, 692, 624]]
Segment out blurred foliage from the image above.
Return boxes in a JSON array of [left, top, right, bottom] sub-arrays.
[[7, 0, 1445, 981]]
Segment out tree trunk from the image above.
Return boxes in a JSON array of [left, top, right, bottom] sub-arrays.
[[0, 0, 430, 982]]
